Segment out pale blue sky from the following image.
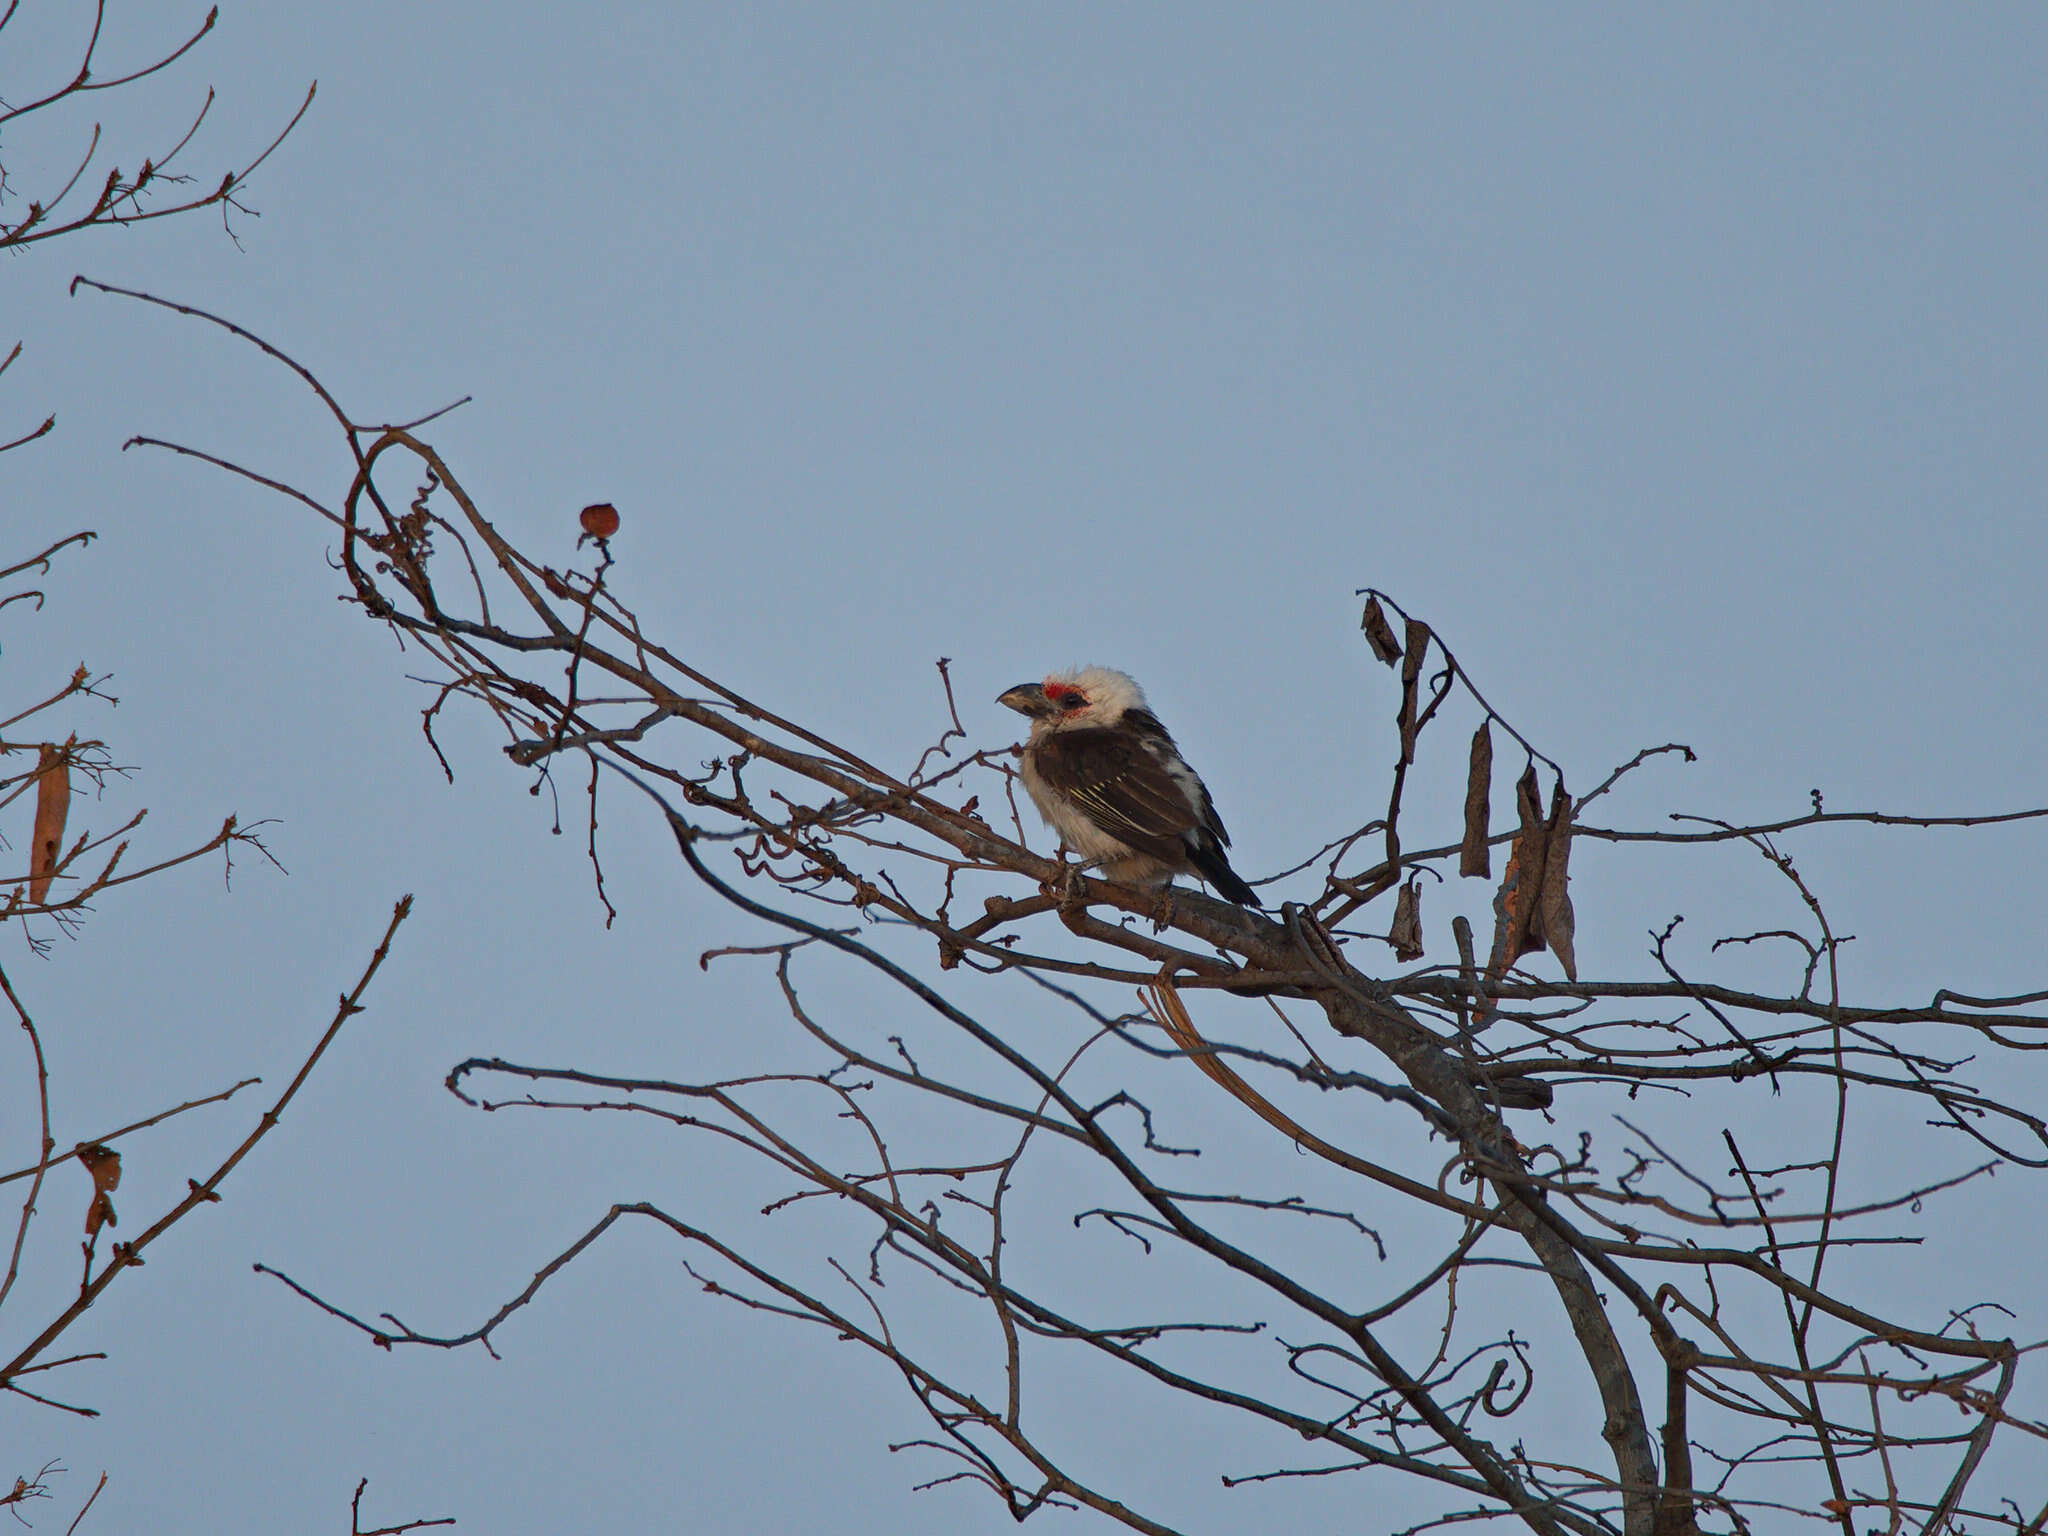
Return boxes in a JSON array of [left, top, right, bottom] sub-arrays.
[[4, 5, 2046, 1531]]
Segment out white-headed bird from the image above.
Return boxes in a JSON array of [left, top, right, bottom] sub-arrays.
[[997, 666, 1260, 907]]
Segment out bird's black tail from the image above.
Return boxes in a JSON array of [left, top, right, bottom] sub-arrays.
[[1190, 840, 1261, 908]]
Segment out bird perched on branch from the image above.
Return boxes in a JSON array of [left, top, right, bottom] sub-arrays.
[[997, 666, 1261, 907]]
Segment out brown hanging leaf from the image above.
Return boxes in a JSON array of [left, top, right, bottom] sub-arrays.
[[78, 1142, 121, 1237], [1514, 766, 1548, 952], [1460, 721, 1494, 878], [1396, 619, 1430, 764], [29, 739, 72, 906], [1389, 880, 1424, 962], [1359, 596, 1402, 665], [1483, 765, 1551, 1009], [1540, 779, 1577, 981]]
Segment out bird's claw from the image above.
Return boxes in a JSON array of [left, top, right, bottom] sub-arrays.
[[1050, 851, 1099, 911], [1149, 889, 1177, 930]]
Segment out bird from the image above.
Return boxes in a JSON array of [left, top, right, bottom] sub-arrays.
[[996, 666, 1261, 907]]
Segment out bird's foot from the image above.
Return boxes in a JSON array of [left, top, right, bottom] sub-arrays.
[[1051, 852, 1103, 911], [1149, 888, 1178, 931]]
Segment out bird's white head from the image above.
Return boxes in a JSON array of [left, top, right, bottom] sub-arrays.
[[996, 666, 1148, 732]]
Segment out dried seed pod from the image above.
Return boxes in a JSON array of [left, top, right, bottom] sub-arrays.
[[1397, 619, 1430, 764], [1359, 596, 1402, 665], [28, 740, 71, 906], [1539, 779, 1577, 981], [1390, 880, 1424, 962], [1460, 721, 1494, 878], [1484, 765, 1551, 1005]]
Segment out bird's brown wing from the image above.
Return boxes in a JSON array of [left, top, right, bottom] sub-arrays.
[[1029, 728, 1196, 864]]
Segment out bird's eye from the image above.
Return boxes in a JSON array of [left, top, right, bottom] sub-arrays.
[[1060, 694, 1085, 710]]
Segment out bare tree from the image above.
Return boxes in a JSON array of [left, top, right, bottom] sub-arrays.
[[0, 520, 429, 1533], [100, 287, 2048, 1536], [0, 1, 313, 259], [1, 10, 449, 1529]]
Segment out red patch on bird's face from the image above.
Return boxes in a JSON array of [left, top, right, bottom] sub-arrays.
[[1042, 680, 1088, 712]]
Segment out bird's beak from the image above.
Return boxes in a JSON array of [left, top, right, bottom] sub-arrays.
[[997, 683, 1056, 719]]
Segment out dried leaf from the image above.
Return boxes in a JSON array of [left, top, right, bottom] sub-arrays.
[[78, 1142, 120, 1237], [1396, 619, 1430, 765], [29, 739, 72, 906], [1460, 721, 1494, 878], [1483, 765, 1551, 1005], [1539, 780, 1577, 981], [1514, 766, 1547, 950], [1359, 596, 1402, 665], [79, 1142, 121, 1196], [1389, 881, 1423, 962]]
